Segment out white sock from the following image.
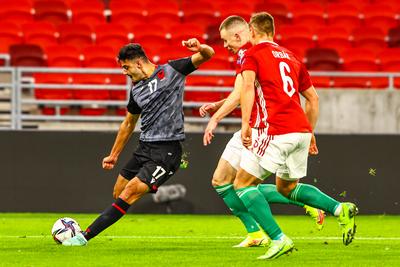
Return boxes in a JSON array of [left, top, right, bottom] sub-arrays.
[[334, 203, 343, 216]]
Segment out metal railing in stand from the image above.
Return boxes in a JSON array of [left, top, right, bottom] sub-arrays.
[[10, 67, 400, 130], [0, 68, 16, 130], [15, 67, 130, 129]]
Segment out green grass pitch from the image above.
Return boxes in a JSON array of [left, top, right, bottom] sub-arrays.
[[0, 213, 399, 267]]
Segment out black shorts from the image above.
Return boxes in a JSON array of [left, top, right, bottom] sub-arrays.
[[120, 140, 182, 193]]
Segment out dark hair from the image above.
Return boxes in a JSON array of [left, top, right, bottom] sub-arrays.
[[249, 12, 275, 36], [219, 15, 247, 31], [117, 43, 149, 62]]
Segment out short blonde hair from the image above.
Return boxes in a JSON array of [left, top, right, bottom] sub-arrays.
[[219, 15, 247, 31], [249, 12, 275, 36]]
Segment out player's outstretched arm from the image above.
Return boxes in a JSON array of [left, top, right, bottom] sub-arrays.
[[301, 86, 319, 155], [102, 113, 140, 170], [182, 38, 215, 68], [203, 74, 242, 146], [241, 70, 256, 148]]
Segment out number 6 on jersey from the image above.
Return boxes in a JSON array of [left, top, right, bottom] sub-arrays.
[[279, 62, 296, 97]]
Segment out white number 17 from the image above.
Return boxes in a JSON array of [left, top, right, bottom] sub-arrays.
[[148, 79, 158, 94]]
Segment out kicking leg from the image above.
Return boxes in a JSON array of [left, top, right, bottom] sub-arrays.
[[63, 177, 149, 246]]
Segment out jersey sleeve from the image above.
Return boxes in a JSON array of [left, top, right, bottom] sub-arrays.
[[298, 63, 313, 92], [127, 92, 142, 115], [241, 53, 258, 73], [168, 57, 197, 76]]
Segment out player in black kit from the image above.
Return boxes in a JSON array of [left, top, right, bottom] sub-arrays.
[[63, 39, 214, 246]]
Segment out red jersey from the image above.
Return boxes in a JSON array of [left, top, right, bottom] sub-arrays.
[[235, 43, 252, 75], [234, 43, 258, 124], [241, 41, 313, 135]]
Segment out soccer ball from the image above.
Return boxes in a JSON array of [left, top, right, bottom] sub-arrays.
[[51, 217, 82, 244]]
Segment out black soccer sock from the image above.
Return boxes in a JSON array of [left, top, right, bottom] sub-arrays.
[[83, 198, 130, 241]]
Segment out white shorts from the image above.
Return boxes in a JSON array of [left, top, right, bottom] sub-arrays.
[[240, 131, 312, 181], [221, 129, 258, 171]]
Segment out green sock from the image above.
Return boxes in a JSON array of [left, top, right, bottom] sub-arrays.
[[288, 183, 340, 215], [236, 186, 283, 240], [258, 184, 305, 207], [214, 184, 260, 233]]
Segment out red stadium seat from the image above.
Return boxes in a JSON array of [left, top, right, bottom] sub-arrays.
[[58, 23, 94, 47], [147, 14, 181, 26], [110, 1, 147, 25], [34, 73, 73, 100], [378, 48, 400, 72], [199, 57, 233, 70], [352, 27, 387, 50], [309, 76, 332, 88], [388, 27, 400, 48], [156, 45, 192, 64], [22, 22, 58, 49], [108, 75, 128, 100], [130, 21, 167, 35], [372, 0, 400, 9], [0, 0, 34, 24], [79, 107, 108, 116], [186, 75, 235, 87], [326, 3, 361, 30], [332, 0, 367, 8], [146, 0, 180, 17], [9, 44, 46, 66], [168, 23, 206, 46], [277, 25, 316, 59], [184, 91, 226, 102], [276, 25, 314, 42], [94, 23, 130, 52], [332, 77, 388, 89], [260, 0, 300, 9], [45, 45, 82, 67], [254, 2, 290, 25], [40, 107, 70, 115], [362, 4, 398, 31], [115, 107, 127, 116], [318, 39, 352, 56], [0, 22, 23, 53], [305, 48, 341, 71], [72, 74, 110, 100], [134, 40, 170, 63], [70, 0, 106, 25], [216, 3, 253, 21], [82, 45, 117, 68], [33, 0, 70, 25], [341, 48, 379, 71], [181, 2, 219, 25], [181, 0, 217, 12], [205, 24, 223, 45], [316, 26, 352, 54], [146, 1, 182, 25], [291, 3, 326, 27], [133, 32, 169, 53]]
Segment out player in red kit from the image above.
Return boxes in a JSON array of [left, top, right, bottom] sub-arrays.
[[200, 16, 325, 248], [233, 12, 358, 259]]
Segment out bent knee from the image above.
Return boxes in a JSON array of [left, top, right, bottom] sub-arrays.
[[277, 186, 291, 197], [211, 173, 235, 187]]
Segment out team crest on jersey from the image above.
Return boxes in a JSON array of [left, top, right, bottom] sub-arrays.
[[237, 49, 247, 65], [157, 69, 165, 80]]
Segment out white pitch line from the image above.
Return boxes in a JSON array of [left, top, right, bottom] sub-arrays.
[[1, 235, 400, 241]]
